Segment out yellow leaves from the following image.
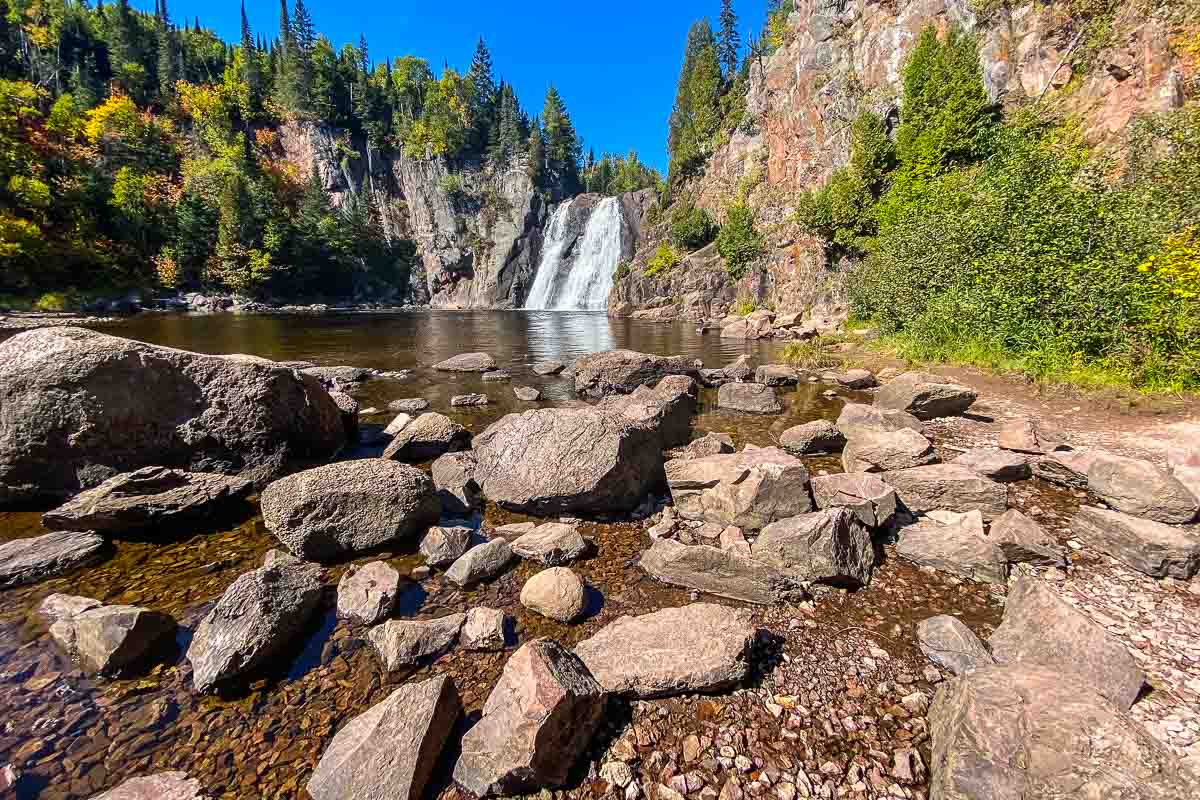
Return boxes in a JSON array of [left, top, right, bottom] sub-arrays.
[[177, 81, 231, 131], [152, 248, 180, 289], [0, 212, 44, 260], [8, 175, 50, 209], [1139, 227, 1200, 301], [83, 94, 139, 144]]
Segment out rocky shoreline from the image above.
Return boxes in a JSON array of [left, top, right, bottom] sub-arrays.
[[0, 329, 1198, 799]]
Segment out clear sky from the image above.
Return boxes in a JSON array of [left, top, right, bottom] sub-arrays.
[[155, 0, 769, 173]]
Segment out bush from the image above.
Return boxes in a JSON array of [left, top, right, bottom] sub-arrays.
[[644, 243, 681, 278], [717, 203, 763, 279], [731, 296, 756, 316], [670, 204, 718, 250], [782, 340, 841, 370]]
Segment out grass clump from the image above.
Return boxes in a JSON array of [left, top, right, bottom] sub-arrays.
[[644, 243, 681, 278]]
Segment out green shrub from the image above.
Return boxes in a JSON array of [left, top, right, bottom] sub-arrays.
[[717, 203, 763, 279], [731, 296, 756, 316], [644, 243, 681, 278], [782, 340, 840, 370], [614, 260, 632, 280], [438, 173, 467, 199], [670, 204, 718, 250]]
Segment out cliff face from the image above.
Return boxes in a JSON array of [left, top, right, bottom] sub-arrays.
[[611, 0, 1190, 324]]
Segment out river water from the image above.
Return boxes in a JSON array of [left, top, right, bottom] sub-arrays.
[[0, 312, 1001, 800]]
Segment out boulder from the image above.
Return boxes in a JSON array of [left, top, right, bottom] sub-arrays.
[[431, 452, 480, 514], [666, 447, 813, 531], [721, 355, 754, 382], [639, 538, 804, 605], [779, 420, 845, 455], [302, 365, 374, 385], [388, 398, 429, 414], [336, 561, 400, 625], [434, 353, 497, 372], [382, 413, 471, 463], [988, 577, 1144, 710], [929, 666, 1193, 800], [472, 407, 665, 515], [1166, 426, 1200, 500], [835, 403, 923, 438], [514, 386, 542, 402], [453, 639, 606, 797], [951, 448, 1031, 483], [882, 464, 1008, 519], [511, 523, 589, 565], [328, 391, 360, 443], [681, 433, 735, 458], [872, 372, 977, 420], [532, 361, 566, 376], [261, 460, 440, 562], [384, 413, 413, 437], [187, 561, 323, 692], [367, 614, 466, 670], [307, 676, 461, 800], [572, 350, 699, 397], [996, 418, 1068, 454], [451, 393, 490, 407], [38, 593, 102, 623], [1031, 450, 1100, 489], [833, 369, 876, 389], [988, 509, 1065, 567], [597, 376, 696, 448], [420, 526, 474, 568], [719, 313, 774, 340], [49, 603, 176, 676], [90, 773, 210, 800], [1069, 505, 1200, 579], [716, 383, 782, 414], [842, 428, 937, 473], [445, 539, 514, 586], [916, 615, 994, 675], [810, 473, 897, 527], [0, 530, 106, 588], [1085, 451, 1199, 524], [520, 568, 587, 623], [42, 467, 252, 533], [896, 511, 1007, 584], [574, 604, 757, 698], [461, 608, 506, 651], [754, 365, 800, 386], [0, 327, 344, 504], [753, 508, 875, 586]]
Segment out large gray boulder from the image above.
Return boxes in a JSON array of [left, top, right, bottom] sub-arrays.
[[810, 472, 897, 527], [896, 511, 1007, 584], [261, 460, 440, 562], [444, 538, 514, 586], [988, 509, 1066, 567], [873, 372, 976, 420], [0, 327, 344, 504], [38, 593, 102, 623], [597, 376, 697, 448], [186, 562, 323, 692], [752, 508, 875, 586], [42, 467, 252, 534], [1085, 451, 1199, 524], [916, 615, 994, 675], [882, 464, 1008, 519], [929, 666, 1192, 799], [336, 561, 401, 626], [367, 614, 465, 670], [574, 603, 757, 698], [382, 413, 471, 463], [572, 350, 699, 397], [1069, 505, 1200, 578], [511, 522, 588, 565], [0, 530, 106, 588], [989, 577, 1144, 710], [434, 352, 497, 372], [835, 403, 923, 438], [639, 538, 805, 604], [431, 452, 480, 514], [307, 676, 461, 800], [842, 428, 937, 473], [472, 407, 665, 515], [90, 773, 210, 800], [520, 568, 587, 623], [716, 383, 782, 414], [453, 639, 606, 797], [779, 420, 845, 455], [49, 602, 176, 676], [666, 447, 812, 531]]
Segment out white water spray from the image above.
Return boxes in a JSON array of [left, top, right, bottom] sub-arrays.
[[524, 197, 625, 311]]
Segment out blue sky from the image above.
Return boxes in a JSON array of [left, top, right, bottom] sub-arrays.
[[157, 0, 768, 173]]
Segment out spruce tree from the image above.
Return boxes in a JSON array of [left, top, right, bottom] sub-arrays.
[[541, 85, 580, 193], [467, 37, 496, 154], [289, 0, 315, 110], [240, 0, 262, 106], [718, 0, 740, 79], [156, 0, 178, 101], [526, 115, 545, 186], [274, 0, 293, 108]]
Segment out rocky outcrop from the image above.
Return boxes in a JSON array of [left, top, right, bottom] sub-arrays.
[[0, 328, 345, 504], [0, 531, 106, 588]]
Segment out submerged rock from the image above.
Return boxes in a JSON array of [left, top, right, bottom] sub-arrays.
[[336, 561, 400, 625], [532, 360, 566, 376], [872, 372, 976, 420], [572, 349, 699, 397], [1069, 505, 1200, 579], [382, 412, 471, 463], [0, 530, 106, 589], [261, 460, 439, 562], [388, 398, 430, 414], [434, 352, 497, 372], [716, 383, 782, 414], [90, 772, 210, 800], [50, 603, 176, 677], [453, 639, 606, 797], [520, 567, 587, 623], [640, 538, 804, 605], [666, 447, 813, 531], [307, 676, 461, 800], [451, 393, 490, 407], [575, 604, 757, 698], [367, 614, 466, 670], [916, 615, 994, 676], [752, 508, 875, 586]]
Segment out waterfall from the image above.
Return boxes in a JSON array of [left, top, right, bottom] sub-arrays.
[[524, 196, 625, 311]]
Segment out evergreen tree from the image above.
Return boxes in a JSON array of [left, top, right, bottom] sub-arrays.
[[526, 115, 545, 186], [288, 0, 315, 110], [156, 0, 179, 101], [274, 0, 294, 108], [107, 0, 136, 92], [717, 0, 740, 79], [466, 37, 495, 153], [541, 85, 579, 192], [239, 0, 262, 107], [667, 20, 721, 185]]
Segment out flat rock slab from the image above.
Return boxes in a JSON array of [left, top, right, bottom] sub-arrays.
[[511, 523, 588, 565], [873, 372, 976, 420], [451, 393, 490, 407], [514, 387, 542, 402], [716, 383, 782, 414], [1069, 505, 1200, 579], [988, 577, 1144, 710], [779, 420, 845, 455], [434, 353, 497, 372], [520, 568, 587, 623], [666, 447, 813, 531], [261, 460, 440, 562], [882, 464, 1008, 520], [445, 539, 514, 587], [639, 538, 804, 605], [302, 365, 374, 384], [336, 561, 401, 626], [951, 448, 1030, 483], [383, 413, 471, 463], [420, 526, 474, 568], [752, 508, 875, 586], [532, 361, 566, 376], [929, 666, 1192, 800], [988, 509, 1065, 567], [388, 398, 429, 413], [307, 675, 461, 800], [368, 615, 466, 670], [810, 473, 897, 527], [90, 772, 210, 799], [574, 603, 757, 698], [842, 428, 937, 473], [836, 403, 923, 438], [50, 603, 176, 676], [42, 467, 252, 533], [572, 350, 698, 397], [1085, 451, 1199, 524], [896, 512, 1007, 584], [0, 530, 106, 589], [481, 371, 511, 382], [186, 562, 323, 693], [916, 615, 994, 675], [453, 639, 605, 797]]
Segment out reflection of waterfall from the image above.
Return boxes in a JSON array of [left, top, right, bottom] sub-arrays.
[[524, 197, 625, 311]]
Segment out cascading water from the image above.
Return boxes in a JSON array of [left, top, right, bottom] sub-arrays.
[[524, 196, 625, 311]]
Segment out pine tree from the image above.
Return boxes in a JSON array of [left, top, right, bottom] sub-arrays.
[[107, 0, 136, 91], [289, 0, 315, 110], [240, 0, 262, 107], [526, 115, 545, 186], [541, 85, 580, 193], [156, 0, 179, 101], [466, 37, 496, 153], [717, 0, 740, 79], [667, 20, 721, 185]]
